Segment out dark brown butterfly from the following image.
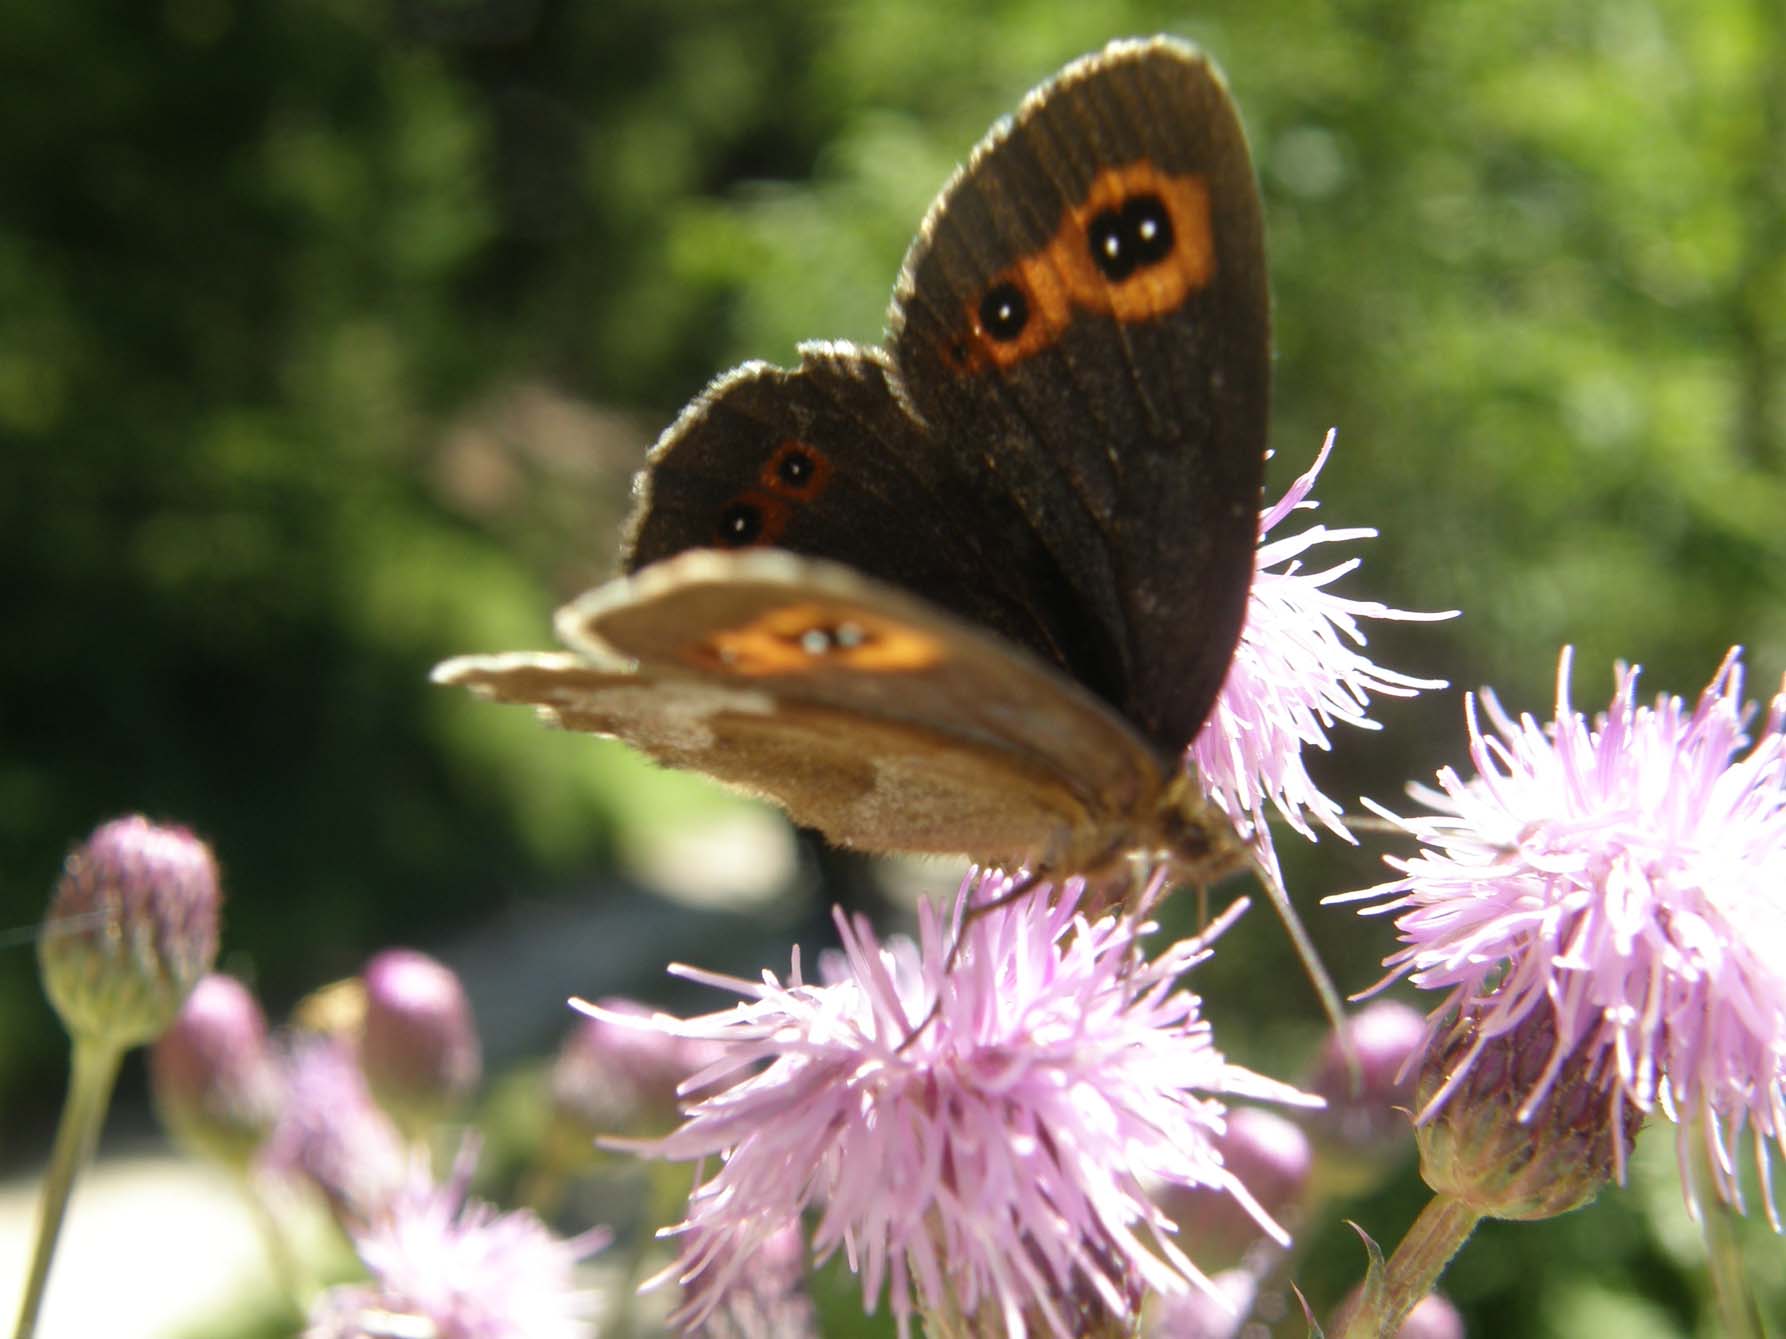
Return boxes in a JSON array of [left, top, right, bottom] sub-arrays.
[[437, 37, 1268, 887]]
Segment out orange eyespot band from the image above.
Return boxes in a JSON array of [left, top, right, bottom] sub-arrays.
[[681, 604, 946, 676], [946, 161, 1215, 373]]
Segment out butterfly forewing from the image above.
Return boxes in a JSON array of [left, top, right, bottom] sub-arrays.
[[889, 38, 1269, 757]]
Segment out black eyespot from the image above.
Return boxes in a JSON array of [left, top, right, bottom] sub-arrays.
[[1125, 194, 1174, 266], [1088, 193, 1175, 282], [776, 447, 814, 488], [1088, 208, 1134, 281], [717, 500, 763, 546], [978, 281, 1029, 341]]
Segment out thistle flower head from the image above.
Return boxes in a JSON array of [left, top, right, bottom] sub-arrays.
[[1336, 647, 1786, 1224], [304, 1140, 605, 1339], [263, 1036, 410, 1228], [38, 816, 222, 1050], [602, 871, 1316, 1339], [1191, 432, 1452, 862]]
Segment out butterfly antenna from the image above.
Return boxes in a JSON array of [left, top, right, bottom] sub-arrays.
[[1331, 812, 1412, 838], [1246, 840, 1361, 1083], [1261, 809, 1410, 841]]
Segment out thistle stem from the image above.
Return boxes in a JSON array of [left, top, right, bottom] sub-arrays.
[[1701, 1194, 1766, 1339], [239, 1173, 308, 1312], [1341, 1193, 1480, 1339], [12, 1036, 125, 1339], [1690, 1128, 1766, 1339]]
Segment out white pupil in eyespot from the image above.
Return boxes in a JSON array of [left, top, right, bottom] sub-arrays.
[[792, 622, 870, 656]]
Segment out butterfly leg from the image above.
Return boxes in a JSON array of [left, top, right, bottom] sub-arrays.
[[890, 866, 1051, 1053], [1156, 774, 1355, 1052]]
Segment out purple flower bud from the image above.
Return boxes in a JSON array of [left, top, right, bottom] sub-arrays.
[[1332, 1287, 1464, 1339], [361, 949, 481, 1133], [1397, 1292, 1465, 1339], [684, 1220, 818, 1339], [1157, 1106, 1313, 1269], [1414, 1006, 1643, 1221], [1305, 1000, 1424, 1192], [38, 816, 222, 1049], [1145, 1269, 1255, 1338], [550, 997, 723, 1138], [150, 974, 282, 1171]]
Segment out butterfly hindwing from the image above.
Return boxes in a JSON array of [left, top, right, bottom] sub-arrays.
[[622, 343, 1127, 699], [435, 550, 1165, 864]]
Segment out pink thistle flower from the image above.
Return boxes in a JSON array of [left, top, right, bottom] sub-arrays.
[[1192, 431, 1452, 856], [1335, 647, 1786, 1224], [305, 1139, 607, 1339], [263, 1037, 410, 1228], [598, 872, 1317, 1339]]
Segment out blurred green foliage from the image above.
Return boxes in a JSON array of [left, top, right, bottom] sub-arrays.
[[2, 0, 1782, 1333]]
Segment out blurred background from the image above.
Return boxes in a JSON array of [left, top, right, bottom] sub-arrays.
[[2, 0, 1782, 1335]]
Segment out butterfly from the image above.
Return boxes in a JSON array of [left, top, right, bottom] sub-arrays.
[[436, 37, 1270, 893]]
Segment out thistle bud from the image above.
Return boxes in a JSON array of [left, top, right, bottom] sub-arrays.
[[1145, 1269, 1255, 1338], [39, 816, 222, 1050], [1414, 1005, 1642, 1220], [360, 949, 481, 1133], [1157, 1107, 1311, 1268], [1306, 999, 1425, 1196], [1397, 1292, 1465, 1339], [150, 974, 282, 1171], [551, 997, 722, 1139]]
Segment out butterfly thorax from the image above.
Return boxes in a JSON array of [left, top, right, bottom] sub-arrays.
[[1030, 767, 1248, 901], [1153, 770, 1252, 887]]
